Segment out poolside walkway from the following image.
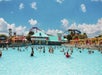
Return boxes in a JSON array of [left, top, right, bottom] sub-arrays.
[[62, 44, 102, 50]]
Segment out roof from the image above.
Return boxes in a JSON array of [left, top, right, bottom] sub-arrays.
[[31, 31, 49, 37]]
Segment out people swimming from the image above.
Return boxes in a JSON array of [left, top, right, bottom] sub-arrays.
[[65, 52, 70, 58], [79, 50, 82, 53], [49, 47, 54, 53], [88, 50, 91, 54], [43, 47, 45, 53], [0, 50, 2, 57], [17, 46, 20, 51], [30, 47, 34, 56]]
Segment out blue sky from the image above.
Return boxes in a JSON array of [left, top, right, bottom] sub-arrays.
[[0, 0, 102, 37]]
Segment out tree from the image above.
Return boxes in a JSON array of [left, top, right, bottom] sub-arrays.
[[97, 35, 102, 37], [83, 33, 88, 39], [26, 31, 34, 42], [66, 35, 72, 43], [26, 34, 31, 42], [78, 34, 83, 39], [70, 31, 75, 36], [78, 33, 88, 39], [0, 34, 7, 40], [73, 35, 78, 40], [29, 31, 34, 35]]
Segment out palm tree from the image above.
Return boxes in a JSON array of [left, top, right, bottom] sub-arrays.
[[78, 33, 88, 39], [26, 31, 34, 42], [29, 31, 34, 35], [26, 34, 31, 42], [78, 34, 83, 39], [83, 33, 88, 39], [66, 35, 72, 43]]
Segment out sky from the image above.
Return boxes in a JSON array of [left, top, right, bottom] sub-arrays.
[[0, 0, 102, 37]]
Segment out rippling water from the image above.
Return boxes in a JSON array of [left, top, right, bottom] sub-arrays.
[[0, 45, 102, 75]]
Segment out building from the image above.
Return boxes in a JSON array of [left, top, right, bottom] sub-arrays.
[[31, 31, 49, 45], [70, 37, 102, 46], [31, 30, 67, 45], [11, 35, 26, 43]]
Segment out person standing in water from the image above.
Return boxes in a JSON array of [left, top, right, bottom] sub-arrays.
[[43, 47, 45, 53], [65, 52, 70, 58], [0, 50, 2, 57], [31, 47, 34, 56]]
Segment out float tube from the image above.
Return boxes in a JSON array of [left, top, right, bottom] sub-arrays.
[[65, 52, 70, 58]]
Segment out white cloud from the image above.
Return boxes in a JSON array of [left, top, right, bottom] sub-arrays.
[[28, 18, 38, 26], [8, 24, 28, 35], [80, 4, 86, 13], [0, 18, 28, 36], [63, 18, 102, 37], [0, 18, 8, 33], [30, 2, 37, 10], [56, 0, 64, 4], [15, 26, 26, 35], [61, 18, 69, 30], [46, 29, 63, 36], [19, 3, 24, 10], [68, 22, 78, 29]]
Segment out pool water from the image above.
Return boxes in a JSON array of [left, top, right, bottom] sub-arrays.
[[0, 45, 102, 75]]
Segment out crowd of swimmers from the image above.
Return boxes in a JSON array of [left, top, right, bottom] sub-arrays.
[[0, 44, 102, 58]]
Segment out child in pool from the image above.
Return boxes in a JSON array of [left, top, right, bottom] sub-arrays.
[[31, 47, 34, 56]]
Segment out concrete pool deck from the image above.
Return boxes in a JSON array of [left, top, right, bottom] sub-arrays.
[[62, 44, 102, 51]]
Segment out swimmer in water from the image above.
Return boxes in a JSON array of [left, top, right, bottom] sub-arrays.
[[65, 52, 70, 58], [0, 50, 2, 57], [88, 50, 91, 54], [43, 47, 45, 53], [79, 50, 82, 53], [31, 47, 34, 56]]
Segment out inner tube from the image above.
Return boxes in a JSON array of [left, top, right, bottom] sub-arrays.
[[66, 54, 70, 58]]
